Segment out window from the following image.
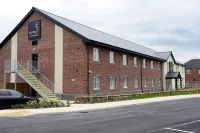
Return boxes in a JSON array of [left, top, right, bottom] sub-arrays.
[[134, 78, 139, 88], [93, 76, 100, 90], [152, 78, 155, 87], [158, 78, 161, 87], [144, 78, 147, 87], [151, 61, 154, 69], [123, 76, 128, 88], [110, 51, 115, 64], [0, 91, 12, 96], [110, 77, 115, 89], [169, 62, 174, 71], [143, 59, 146, 68], [158, 62, 161, 70], [198, 70, 200, 75], [186, 70, 190, 74], [10, 90, 23, 97], [134, 57, 138, 67], [93, 48, 100, 62], [123, 54, 128, 65]]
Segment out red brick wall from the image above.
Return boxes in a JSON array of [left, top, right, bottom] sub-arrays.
[[185, 69, 200, 82], [17, 12, 55, 84], [88, 45, 162, 94], [0, 40, 11, 83], [63, 30, 88, 94]]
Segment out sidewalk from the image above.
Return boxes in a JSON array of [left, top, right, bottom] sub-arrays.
[[1, 94, 200, 117]]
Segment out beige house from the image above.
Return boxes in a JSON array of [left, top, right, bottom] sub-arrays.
[[156, 51, 185, 91]]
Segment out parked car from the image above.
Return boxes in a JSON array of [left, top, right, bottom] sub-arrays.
[[0, 89, 35, 109]]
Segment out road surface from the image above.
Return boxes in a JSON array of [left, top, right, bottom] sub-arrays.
[[1, 98, 200, 133]]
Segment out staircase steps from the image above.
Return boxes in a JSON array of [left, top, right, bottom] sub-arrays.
[[17, 69, 59, 101]]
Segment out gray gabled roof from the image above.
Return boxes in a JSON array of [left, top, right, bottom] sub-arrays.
[[166, 72, 182, 79], [36, 8, 164, 60], [185, 59, 200, 69], [155, 51, 172, 60]]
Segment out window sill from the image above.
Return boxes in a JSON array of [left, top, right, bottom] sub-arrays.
[[110, 88, 115, 90], [93, 88, 100, 91], [123, 87, 128, 89], [144, 86, 147, 88], [135, 86, 138, 88], [94, 61, 101, 64]]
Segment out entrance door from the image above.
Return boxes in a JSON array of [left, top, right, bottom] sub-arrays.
[[32, 53, 38, 69]]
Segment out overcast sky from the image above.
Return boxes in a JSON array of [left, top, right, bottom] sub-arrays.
[[1, 0, 200, 63]]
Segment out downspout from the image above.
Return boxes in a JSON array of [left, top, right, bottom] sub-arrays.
[[86, 43, 90, 95], [141, 58, 143, 93]]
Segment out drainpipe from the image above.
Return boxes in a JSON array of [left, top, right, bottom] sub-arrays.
[[86, 43, 90, 95], [141, 58, 143, 93]]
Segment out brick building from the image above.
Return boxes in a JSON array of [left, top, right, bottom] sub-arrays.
[[185, 59, 200, 88], [0, 7, 185, 99]]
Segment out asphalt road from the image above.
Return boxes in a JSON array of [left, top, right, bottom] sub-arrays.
[[1, 98, 200, 133]]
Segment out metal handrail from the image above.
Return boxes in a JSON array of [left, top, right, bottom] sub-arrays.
[[16, 61, 47, 99], [26, 62, 55, 93]]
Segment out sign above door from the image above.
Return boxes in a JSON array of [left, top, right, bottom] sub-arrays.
[[28, 20, 41, 40]]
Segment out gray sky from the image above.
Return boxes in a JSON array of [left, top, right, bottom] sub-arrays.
[[1, 0, 200, 63]]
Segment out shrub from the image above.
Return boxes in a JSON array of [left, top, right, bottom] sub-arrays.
[[11, 99, 68, 109]]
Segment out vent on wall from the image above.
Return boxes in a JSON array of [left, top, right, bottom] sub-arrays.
[[32, 40, 38, 45]]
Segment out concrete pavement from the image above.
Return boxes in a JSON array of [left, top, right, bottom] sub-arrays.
[[1, 94, 200, 117]]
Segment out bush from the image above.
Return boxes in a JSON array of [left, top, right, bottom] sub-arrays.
[[11, 99, 67, 109]]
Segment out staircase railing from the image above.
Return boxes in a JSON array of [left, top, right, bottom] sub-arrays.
[[16, 61, 47, 99]]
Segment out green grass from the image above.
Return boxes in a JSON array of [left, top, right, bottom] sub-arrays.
[[132, 91, 200, 100]]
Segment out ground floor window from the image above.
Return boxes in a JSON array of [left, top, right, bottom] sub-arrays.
[[158, 78, 161, 87], [110, 77, 116, 89], [123, 76, 128, 88], [144, 78, 147, 87], [134, 78, 139, 88], [93, 75, 100, 90], [152, 78, 155, 88]]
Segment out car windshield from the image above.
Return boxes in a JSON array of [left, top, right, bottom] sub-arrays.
[[0, 90, 12, 96], [9, 90, 23, 97]]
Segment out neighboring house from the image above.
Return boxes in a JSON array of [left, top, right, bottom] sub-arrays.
[[156, 51, 185, 91], [0, 7, 184, 99], [185, 59, 200, 87]]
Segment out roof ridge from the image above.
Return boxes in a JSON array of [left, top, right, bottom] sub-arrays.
[[34, 7, 158, 52], [155, 51, 172, 53]]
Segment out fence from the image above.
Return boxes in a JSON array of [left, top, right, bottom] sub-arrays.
[[185, 81, 200, 88]]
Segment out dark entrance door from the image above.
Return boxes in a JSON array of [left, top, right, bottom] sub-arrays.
[[32, 53, 38, 69]]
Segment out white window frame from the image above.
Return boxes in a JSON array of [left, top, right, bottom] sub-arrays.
[[134, 78, 139, 88], [110, 77, 115, 89], [144, 78, 147, 87], [186, 70, 190, 74], [134, 57, 138, 67], [123, 76, 128, 88], [123, 54, 128, 65], [93, 76, 100, 90], [151, 61, 154, 69], [93, 48, 100, 62], [158, 62, 160, 70], [143, 59, 146, 68], [158, 78, 161, 87], [109, 51, 115, 64], [152, 78, 155, 87]]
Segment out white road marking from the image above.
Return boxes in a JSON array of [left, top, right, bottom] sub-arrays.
[[165, 128, 195, 133], [170, 120, 200, 128]]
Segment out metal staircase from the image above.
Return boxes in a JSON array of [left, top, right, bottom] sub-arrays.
[[4, 60, 60, 101]]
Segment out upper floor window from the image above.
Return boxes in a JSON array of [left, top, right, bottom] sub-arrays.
[[123, 76, 128, 88], [143, 59, 146, 68], [93, 75, 100, 90], [169, 62, 174, 72], [151, 61, 154, 69], [93, 48, 100, 62], [110, 76, 116, 89], [123, 54, 128, 65], [158, 62, 161, 70], [186, 70, 190, 74], [134, 57, 138, 67], [109, 51, 115, 64]]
